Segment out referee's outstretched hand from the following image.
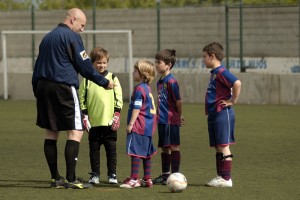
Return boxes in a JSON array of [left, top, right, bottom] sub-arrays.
[[106, 80, 116, 89]]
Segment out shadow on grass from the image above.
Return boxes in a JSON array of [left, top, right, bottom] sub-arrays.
[[0, 179, 50, 188], [0, 179, 48, 183], [0, 179, 128, 189]]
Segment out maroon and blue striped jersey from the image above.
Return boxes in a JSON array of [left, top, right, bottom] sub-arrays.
[[157, 73, 181, 125], [205, 66, 239, 115], [127, 83, 156, 137]]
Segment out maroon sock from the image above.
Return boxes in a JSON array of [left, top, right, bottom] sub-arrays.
[[142, 158, 152, 180], [216, 158, 221, 176], [171, 151, 181, 173], [130, 156, 140, 180], [220, 160, 232, 180], [161, 153, 171, 174]]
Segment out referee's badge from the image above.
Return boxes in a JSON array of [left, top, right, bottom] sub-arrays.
[[213, 74, 217, 80], [80, 50, 89, 61], [163, 83, 167, 90]]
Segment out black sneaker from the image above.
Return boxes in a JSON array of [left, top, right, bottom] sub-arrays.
[[152, 175, 168, 185], [64, 177, 93, 189], [50, 177, 67, 188]]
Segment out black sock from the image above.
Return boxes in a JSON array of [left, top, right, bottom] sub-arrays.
[[161, 153, 171, 175], [44, 139, 60, 180], [65, 140, 80, 182]]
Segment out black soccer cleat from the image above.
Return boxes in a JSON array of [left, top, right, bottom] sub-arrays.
[[152, 175, 168, 185], [50, 176, 67, 188], [64, 177, 93, 189]]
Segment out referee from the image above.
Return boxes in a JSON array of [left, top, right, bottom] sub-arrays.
[[32, 8, 115, 189]]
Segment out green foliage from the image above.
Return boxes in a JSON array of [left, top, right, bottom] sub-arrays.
[[0, 0, 30, 11], [226, 0, 298, 5], [93, 0, 156, 9], [38, 0, 86, 10], [0, 0, 298, 11]]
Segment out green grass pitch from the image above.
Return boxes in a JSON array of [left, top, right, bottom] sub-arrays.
[[0, 100, 299, 199]]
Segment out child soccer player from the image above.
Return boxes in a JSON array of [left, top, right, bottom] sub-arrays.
[[79, 47, 123, 184], [202, 42, 241, 187], [152, 49, 184, 185], [119, 60, 157, 189]]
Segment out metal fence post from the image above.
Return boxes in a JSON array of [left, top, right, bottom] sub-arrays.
[[240, 0, 244, 72], [225, 0, 229, 70], [156, 0, 161, 52]]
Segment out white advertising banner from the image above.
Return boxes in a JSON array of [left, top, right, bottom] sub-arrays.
[[171, 57, 300, 74]]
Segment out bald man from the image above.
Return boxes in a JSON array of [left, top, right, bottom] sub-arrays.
[[32, 8, 114, 189]]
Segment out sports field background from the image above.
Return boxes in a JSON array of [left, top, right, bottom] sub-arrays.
[[0, 100, 299, 199]]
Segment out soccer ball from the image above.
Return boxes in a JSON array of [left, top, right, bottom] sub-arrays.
[[166, 173, 187, 193]]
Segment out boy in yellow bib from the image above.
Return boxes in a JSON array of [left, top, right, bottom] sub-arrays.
[[79, 47, 123, 184]]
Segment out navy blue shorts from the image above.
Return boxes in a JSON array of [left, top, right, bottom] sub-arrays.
[[126, 132, 156, 158], [157, 124, 180, 148], [207, 107, 235, 147]]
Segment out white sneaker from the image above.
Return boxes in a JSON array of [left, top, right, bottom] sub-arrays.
[[206, 176, 233, 187], [108, 174, 118, 184], [119, 177, 141, 189], [88, 172, 100, 184]]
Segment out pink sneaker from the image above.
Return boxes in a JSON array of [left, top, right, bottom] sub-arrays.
[[140, 179, 153, 188], [119, 177, 141, 189]]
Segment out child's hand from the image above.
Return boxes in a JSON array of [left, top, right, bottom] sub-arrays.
[[126, 124, 133, 134], [83, 115, 91, 132], [220, 100, 234, 107], [180, 116, 185, 126]]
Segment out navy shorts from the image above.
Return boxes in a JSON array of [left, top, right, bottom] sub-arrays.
[[126, 132, 156, 158], [207, 107, 235, 147], [157, 124, 180, 148], [35, 79, 83, 131]]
